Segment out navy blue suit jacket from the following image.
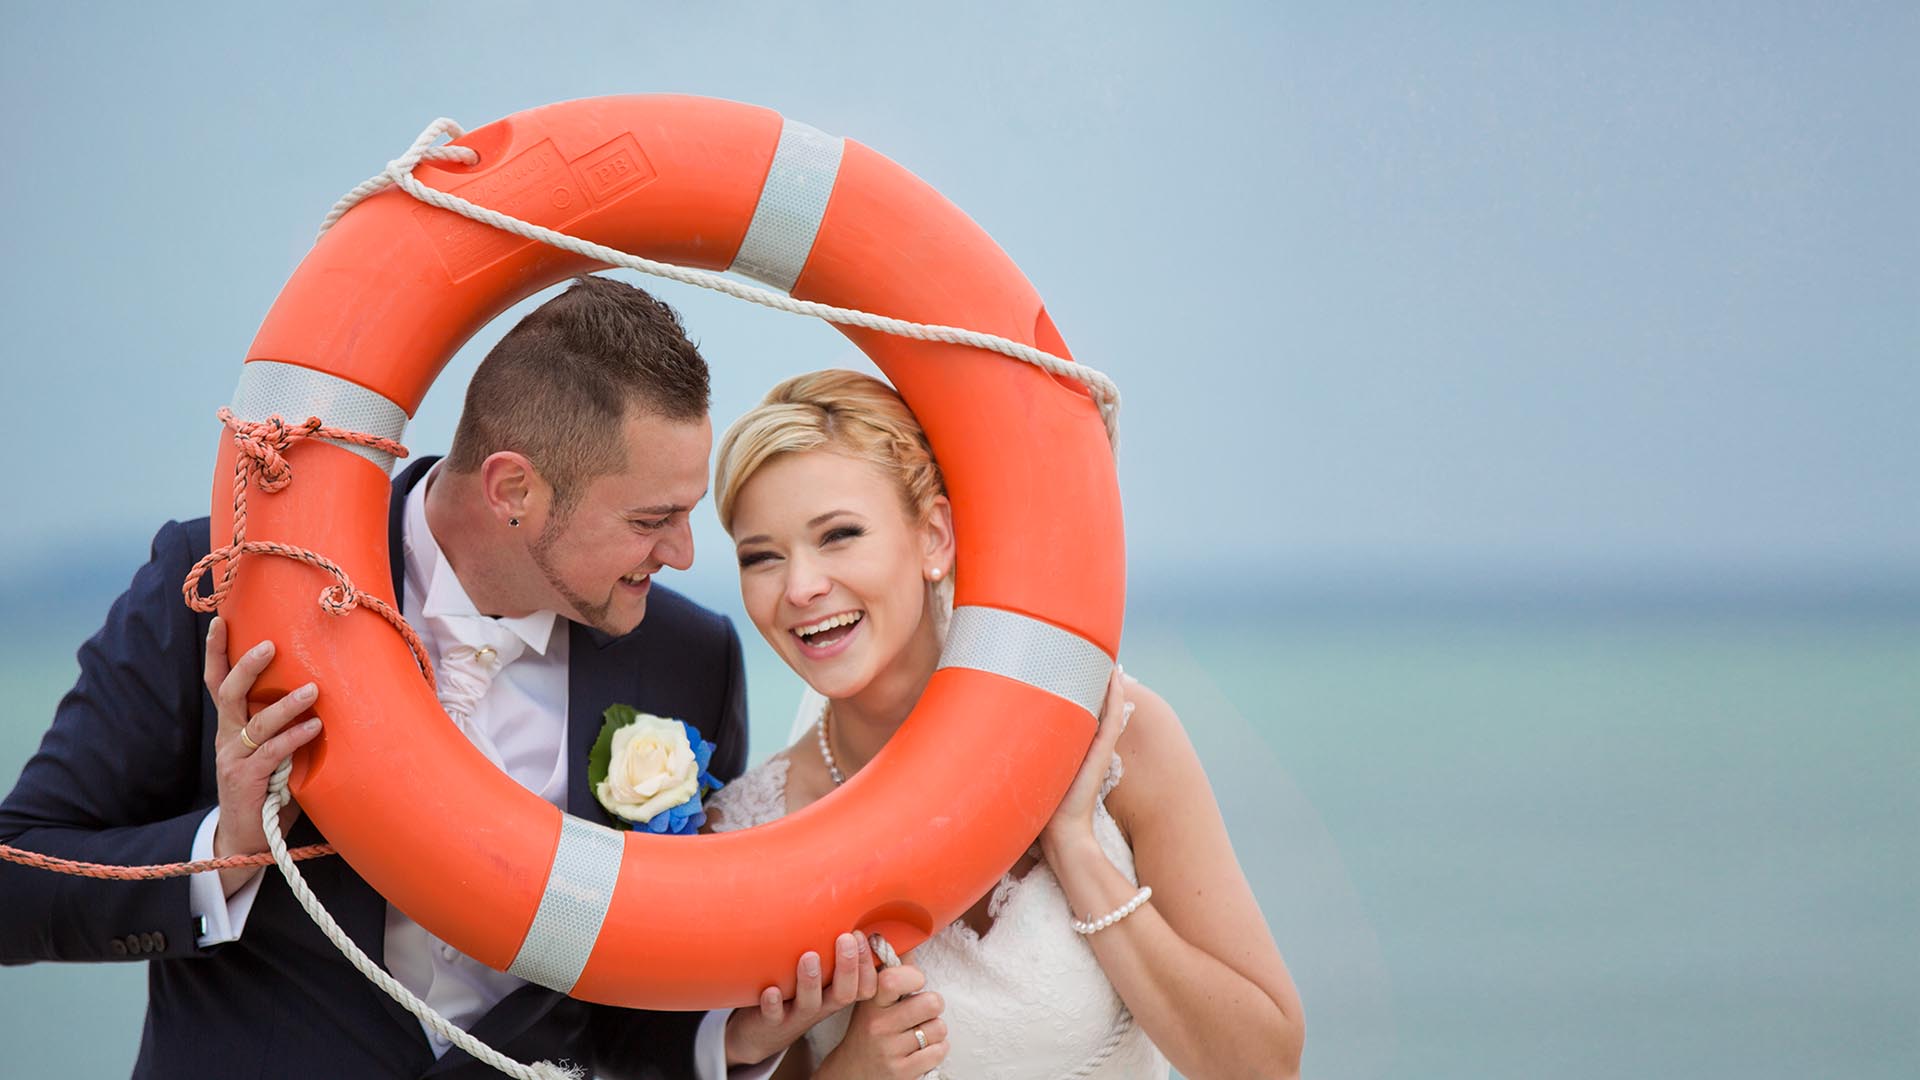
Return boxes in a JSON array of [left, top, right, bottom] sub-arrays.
[[0, 457, 750, 1079]]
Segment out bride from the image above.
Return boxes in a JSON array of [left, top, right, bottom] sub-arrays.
[[705, 371, 1302, 1079]]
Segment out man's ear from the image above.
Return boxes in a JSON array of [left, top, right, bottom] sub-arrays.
[[921, 494, 956, 577], [478, 451, 547, 529]]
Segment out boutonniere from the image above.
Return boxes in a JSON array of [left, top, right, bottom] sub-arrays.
[[588, 704, 723, 835]]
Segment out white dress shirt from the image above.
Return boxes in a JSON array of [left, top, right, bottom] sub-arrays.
[[188, 463, 766, 1078]]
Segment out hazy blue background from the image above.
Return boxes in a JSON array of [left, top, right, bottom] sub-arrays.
[[2, 3, 1914, 1078]]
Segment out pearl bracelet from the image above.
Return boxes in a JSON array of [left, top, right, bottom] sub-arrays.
[[1070, 885, 1152, 935]]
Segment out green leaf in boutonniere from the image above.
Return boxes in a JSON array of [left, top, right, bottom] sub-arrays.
[[587, 703, 640, 794]]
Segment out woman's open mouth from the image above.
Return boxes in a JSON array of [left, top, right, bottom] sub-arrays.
[[792, 610, 864, 658]]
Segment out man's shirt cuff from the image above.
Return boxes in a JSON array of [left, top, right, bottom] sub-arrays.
[[188, 806, 267, 947], [695, 1009, 786, 1080]]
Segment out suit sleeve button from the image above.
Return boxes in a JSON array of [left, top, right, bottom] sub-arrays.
[[152, 931, 167, 952], [109, 939, 128, 957], [123, 934, 141, 955]]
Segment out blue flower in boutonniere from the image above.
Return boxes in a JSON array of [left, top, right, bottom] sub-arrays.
[[588, 704, 723, 835]]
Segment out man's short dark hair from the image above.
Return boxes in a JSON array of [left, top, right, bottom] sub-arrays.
[[445, 275, 709, 512]]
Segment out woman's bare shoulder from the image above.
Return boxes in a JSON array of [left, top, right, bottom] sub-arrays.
[[1105, 676, 1208, 834]]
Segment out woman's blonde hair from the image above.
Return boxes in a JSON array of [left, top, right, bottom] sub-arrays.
[[715, 370, 947, 533]]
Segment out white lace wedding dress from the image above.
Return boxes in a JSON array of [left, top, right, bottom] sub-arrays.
[[706, 692, 1168, 1079]]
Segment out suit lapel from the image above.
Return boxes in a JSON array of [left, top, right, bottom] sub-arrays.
[[389, 455, 434, 601], [567, 621, 646, 820]]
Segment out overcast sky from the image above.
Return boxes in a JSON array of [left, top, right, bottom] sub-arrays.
[[2, 2, 1912, 604]]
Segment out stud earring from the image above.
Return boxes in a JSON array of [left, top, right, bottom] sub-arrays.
[[508, 517, 521, 528], [928, 566, 945, 582]]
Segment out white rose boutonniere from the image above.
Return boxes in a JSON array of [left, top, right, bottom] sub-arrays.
[[588, 704, 722, 835]]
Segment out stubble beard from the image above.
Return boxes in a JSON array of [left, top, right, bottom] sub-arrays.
[[529, 511, 630, 636]]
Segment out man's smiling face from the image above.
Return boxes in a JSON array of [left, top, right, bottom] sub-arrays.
[[526, 408, 712, 636]]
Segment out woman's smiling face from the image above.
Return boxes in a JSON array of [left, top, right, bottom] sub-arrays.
[[729, 449, 950, 700]]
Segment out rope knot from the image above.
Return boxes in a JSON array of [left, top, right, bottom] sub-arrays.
[[225, 411, 325, 492], [182, 407, 434, 687], [319, 118, 477, 239]]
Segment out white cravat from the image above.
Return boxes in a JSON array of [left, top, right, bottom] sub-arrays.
[[433, 617, 525, 756], [415, 547, 565, 803]]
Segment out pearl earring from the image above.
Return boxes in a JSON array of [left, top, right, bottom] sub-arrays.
[[928, 566, 945, 582]]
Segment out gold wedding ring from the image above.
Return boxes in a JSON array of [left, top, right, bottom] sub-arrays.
[[239, 726, 261, 751], [913, 1028, 927, 1051]]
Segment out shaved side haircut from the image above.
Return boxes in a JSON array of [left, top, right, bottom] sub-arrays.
[[445, 275, 710, 515]]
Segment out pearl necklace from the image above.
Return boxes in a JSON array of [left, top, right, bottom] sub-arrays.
[[816, 709, 846, 786]]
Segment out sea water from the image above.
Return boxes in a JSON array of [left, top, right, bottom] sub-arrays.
[[1, 600, 1913, 1079]]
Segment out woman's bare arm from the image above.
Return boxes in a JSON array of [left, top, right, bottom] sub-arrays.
[[1043, 680, 1304, 1078]]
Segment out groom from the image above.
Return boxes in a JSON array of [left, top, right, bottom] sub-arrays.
[[0, 277, 829, 1078]]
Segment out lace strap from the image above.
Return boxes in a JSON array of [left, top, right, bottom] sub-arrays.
[[1096, 695, 1135, 801], [1097, 751, 1124, 801]]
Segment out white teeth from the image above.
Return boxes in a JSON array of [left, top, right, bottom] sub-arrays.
[[621, 573, 649, 585], [794, 611, 863, 638]]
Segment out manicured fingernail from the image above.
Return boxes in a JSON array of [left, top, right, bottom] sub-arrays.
[[304, 718, 322, 731], [293, 683, 317, 702], [250, 641, 273, 658], [838, 934, 858, 959], [802, 952, 820, 978]]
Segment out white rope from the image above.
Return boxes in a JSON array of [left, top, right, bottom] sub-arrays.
[[867, 932, 1133, 1080], [317, 119, 484, 235], [262, 760, 584, 1080], [321, 119, 1121, 446]]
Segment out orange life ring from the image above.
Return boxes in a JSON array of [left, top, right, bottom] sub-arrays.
[[215, 94, 1123, 1009]]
